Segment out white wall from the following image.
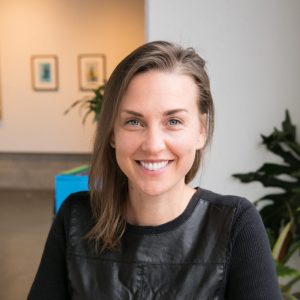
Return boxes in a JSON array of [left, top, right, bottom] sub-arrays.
[[146, 0, 300, 200], [0, 0, 144, 153]]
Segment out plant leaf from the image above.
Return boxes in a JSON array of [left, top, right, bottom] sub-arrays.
[[64, 84, 105, 124], [276, 261, 300, 277], [282, 292, 298, 300], [285, 141, 300, 157], [261, 134, 300, 167], [272, 220, 293, 261], [283, 241, 300, 264], [282, 274, 300, 293], [291, 170, 300, 178], [257, 163, 294, 176], [282, 110, 296, 141]]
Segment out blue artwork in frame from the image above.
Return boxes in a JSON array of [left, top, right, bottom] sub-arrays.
[[39, 63, 51, 82], [31, 55, 58, 91]]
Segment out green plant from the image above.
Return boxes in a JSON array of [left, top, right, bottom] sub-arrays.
[[273, 220, 300, 299], [233, 110, 300, 297], [64, 84, 105, 124]]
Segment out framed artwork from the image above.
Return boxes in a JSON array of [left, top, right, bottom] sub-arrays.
[[31, 55, 58, 91], [78, 54, 106, 91]]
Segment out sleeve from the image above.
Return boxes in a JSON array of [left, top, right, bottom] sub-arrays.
[[225, 201, 282, 300], [27, 200, 71, 300]]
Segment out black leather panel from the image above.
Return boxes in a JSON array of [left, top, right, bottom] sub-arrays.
[[66, 191, 235, 299]]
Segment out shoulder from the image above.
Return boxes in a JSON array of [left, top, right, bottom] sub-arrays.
[[198, 188, 263, 236], [56, 191, 92, 229], [201, 191, 282, 298], [55, 191, 94, 244], [58, 191, 91, 215], [198, 188, 252, 209]]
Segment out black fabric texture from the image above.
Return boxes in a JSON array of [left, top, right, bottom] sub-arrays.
[[27, 188, 282, 300]]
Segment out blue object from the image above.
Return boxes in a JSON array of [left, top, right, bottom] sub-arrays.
[[54, 165, 89, 213]]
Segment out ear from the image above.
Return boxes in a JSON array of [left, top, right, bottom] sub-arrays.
[[110, 133, 115, 148], [196, 114, 207, 150]]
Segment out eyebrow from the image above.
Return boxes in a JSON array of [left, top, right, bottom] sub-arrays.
[[120, 109, 188, 117]]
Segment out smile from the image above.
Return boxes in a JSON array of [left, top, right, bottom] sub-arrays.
[[139, 160, 169, 171]]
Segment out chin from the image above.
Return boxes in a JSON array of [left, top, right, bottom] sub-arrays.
[[139, 181, 180, 198], [130, 181, 165, 197], [140, 187, 164, 197]]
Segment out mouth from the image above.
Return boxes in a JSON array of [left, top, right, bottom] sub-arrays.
[[138, 160, 170, 171]]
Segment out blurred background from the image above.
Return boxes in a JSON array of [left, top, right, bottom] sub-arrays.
[[0, 0, 299, 299]]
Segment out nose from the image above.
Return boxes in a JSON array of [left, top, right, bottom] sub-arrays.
[[141, 125, 166, 154]]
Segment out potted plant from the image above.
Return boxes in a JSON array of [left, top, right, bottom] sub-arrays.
[[233, 110, 300, 299], [64, 84, 105, 123]]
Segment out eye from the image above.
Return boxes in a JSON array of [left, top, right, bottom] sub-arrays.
[[126, 119, 142, 127], [168, 118, 182, 126]]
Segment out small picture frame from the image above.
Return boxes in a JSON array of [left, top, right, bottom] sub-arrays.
[[31, 55, 58, 91], [78, 54, 106, 91]]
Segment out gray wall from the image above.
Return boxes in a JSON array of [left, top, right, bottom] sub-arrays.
[[0, 153, 90, 190]]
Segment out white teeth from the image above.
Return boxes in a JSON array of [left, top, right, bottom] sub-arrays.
[[140, 161, 169, 171]]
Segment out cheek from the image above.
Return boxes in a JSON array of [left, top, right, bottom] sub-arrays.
[[114, 132, 139, 162], [167, 136, 198, 168], [169, 130, 200, 151]]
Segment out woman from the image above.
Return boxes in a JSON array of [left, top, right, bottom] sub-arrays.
[[28, 41, 281, 299]]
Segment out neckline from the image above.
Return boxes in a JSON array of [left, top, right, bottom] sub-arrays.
[[125, 188, 202, 235]]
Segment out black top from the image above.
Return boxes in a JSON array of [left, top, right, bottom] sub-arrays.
[[28, 188, 282, 299]]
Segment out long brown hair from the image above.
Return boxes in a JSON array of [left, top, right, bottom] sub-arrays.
[[87, 41, 214, 250]]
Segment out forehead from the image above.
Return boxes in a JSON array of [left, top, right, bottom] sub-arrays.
[[119, 70, 199, 111]]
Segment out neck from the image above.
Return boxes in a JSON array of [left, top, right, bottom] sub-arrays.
[[125, 184, 196, 226]]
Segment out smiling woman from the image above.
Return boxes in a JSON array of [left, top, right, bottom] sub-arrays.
[[28, 41, 282, 299], [113, 71, 206, 204]]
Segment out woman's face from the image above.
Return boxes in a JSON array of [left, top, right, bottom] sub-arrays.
[[112, 70, 206, 197]]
